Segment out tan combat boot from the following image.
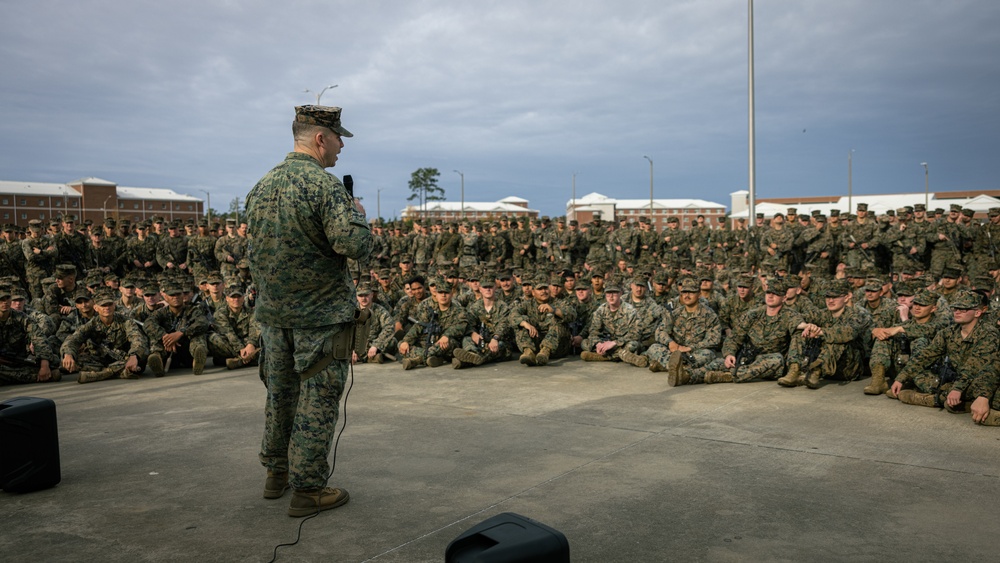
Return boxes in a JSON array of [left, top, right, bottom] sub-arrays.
[[580, 351, 609, 362], [805, 365, 823, 389], [777, 363, 801, 388], [426, 356, 445, 367], [288, 487, 350, 518], [535, 347, 552, 366], [704, 371, 734, 384], [192, 346, 207, 375], [980, 409, 1000, 426], [453, 348, 485, 366], [519, 348, 537, 366], [864, 365, 889, 395], [620, 351, 649, 368], [668, 360, 691, 387], [78, 369, 116, 384], [897, 389, 936, 407], [402, 357, 424, 370], [648, 360, 664, 373], [226, 357, 243, 370], [263, 471, 288, 499], [148, 353, 165, 377]]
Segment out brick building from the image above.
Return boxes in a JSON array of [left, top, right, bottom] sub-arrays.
[[401, 196, 539, 222], [567, 192, 727, 232], [0, 177, 204, 227]]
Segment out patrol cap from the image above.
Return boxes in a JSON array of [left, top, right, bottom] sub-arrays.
[[863, 277, 884, 291], [225, 283, 245, 297], [814, 214, 827, 223], [950, 290, 985, 310], [93, 290, 117, 306], [856, 203, 868, 211], [294, 105, 353, 137], [399, 254, 413, 263], [532, 277, 550, 290], [10, 285, 27, 300], [206, 272, 224, 285], [845, 267, 865, 279], [913, 203, 927, 212], [961, 208, 974, 218], [678, 278, 698, 293], [911, 289, 938, 307], [142, 283, 161, 296], [574, 278, 591, 290], [653, 271, 671, 285], [0, 285, 11, 299], [934, 208, 945, 215], [73, 288, 93, 302], [894, 282, 916, 296], [354, 283, 373, 296], [54, 264, 76, 278], [631, 274, 649, 286], [603, 280, 622, 293], [949, 203, 962, 212], [736, 274, 755, 288], [941, 267, 962, 279], [479, 276, 495, 288], [436, 280, 455, 293], [764, 280, 786, 295], [971, 275, 995, 292], [161, 282, 184, 296], [989, 207, 1000, 217], [824, 279, 852, 298], [829, 209, 840, 217]]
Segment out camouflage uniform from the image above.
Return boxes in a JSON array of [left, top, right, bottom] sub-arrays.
[[799, 301, 872, 383], [144, 299, 210, 369], [61, 311, 149, 376], [458, 297, 513, 365], [581, 301, 641, 359], [711, 302, 805, 382], [401, 295, 468, 365], [644, 301, 722, 379], [156, 232, 189, 272], [208, 301, 261, 366], [512, 284, 575, 359], [187, 233, 219, 282], [0, 308, 55, 385], [359, 302, 397, 360], [22, 231, 58, 300], [894, 294, 999, 408], [247, 106, 374, 491]]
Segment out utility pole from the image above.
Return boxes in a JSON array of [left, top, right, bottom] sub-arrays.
[[453, 170, 465, 219]]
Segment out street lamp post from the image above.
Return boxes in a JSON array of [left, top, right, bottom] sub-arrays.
[[643, 155, 654, 222], [198, 189, 211, 224], [747, 0, 757, 227], [102, 195, 113, 219], [572, 172, 576, 222], [921, 162, 929, 207], [453, 170, 465, 220], [304, 84, 338, 105], [848, 149, 855, 213], [377, 188, 383, 223]]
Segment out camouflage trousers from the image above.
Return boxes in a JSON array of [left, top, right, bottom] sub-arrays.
[[207, 333, 260, 366], [0, 364, 40, 385], [869, 336, 930, 376], [259, 323, 349, 491], [149, 335, 208, 370], [460, 336, 511, 364], [643, 344, 716, 370], [25, 271, 46, 302], [928, 249, 962, 280], [583, 337, 640, 355], [844, 248, 876, 272], [808, 341, 866, 381], [68, 351, 146, 376], [697, 352, 786, 383], [402, 340, 457, 363], [515, 323, 571, 358]]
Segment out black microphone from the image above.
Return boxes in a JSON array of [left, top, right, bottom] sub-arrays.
[[343, 174, 354, 197]]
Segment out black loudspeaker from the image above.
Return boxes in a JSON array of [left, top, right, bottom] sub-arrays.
[[445, 512, 570, 563], [0, 396, 61, 493]]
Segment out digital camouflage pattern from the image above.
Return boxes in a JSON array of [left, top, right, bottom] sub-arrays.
[[645, 301, 722, 377], [61, 312, 149, 374], [582, 301, 640, 356]]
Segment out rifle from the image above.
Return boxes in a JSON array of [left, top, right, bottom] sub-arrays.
[[849, 235, 875, 264], [730, 342, 759, 381], [802, 337, 823, 368], [408, 309, 442, 349], [988, 228, 997, 261], [928, 355, 959, 408], [892, 333, 911, 367]]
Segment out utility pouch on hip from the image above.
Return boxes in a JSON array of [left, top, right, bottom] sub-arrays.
[[301, 308, 374, 380]]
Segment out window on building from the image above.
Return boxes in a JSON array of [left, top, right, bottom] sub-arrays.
[[188, 205, 193, 211], [38, 200, 45, 206], [54, 200, 61, 207], [1, 198, 6, 205], [2, 213, 8, 220], [40, 213, 45, 220], [148, 204, 153, 209], [72, 200, 79, 207], [161, 203, 167, 210], [20, 199, 26, 206], [119, 202, 124, 208], [20, 213, 27, 220], [134, 203, 139, 209]]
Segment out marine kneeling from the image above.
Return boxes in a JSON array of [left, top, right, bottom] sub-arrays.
[[579, 280, 647, 367], [61, 289, 149, 383], [398, 280, 468, 370]]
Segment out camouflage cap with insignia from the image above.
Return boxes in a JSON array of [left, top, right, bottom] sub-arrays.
[[911, 289, 938, 306], [950, 290, 984, 310], [971, 275, 995, 292], [913, 203, 926, 212], [765, 279, 786, 295], [736, 274, 755, 288], [856, 203, 868, 211], [73, 288, 93, 302], [941, 267, 962, 279], [161, 282, 184, 295], [225, 283, 245, 297], [294, 105, 353, 137], [894, 281, 916, 296], [949, 203, 962, 212], [0, 285, 11, 299], [55, 264, 77, 278], [574, 278, 591, 290], [355, 282, 373, 296], [532, 276, 550, 290], [678, 278, 698, 293], [603, 279, 622, 293], [824, 279, 852, 298], [93, 289, 117, 306], [863, 277, 884, 291]]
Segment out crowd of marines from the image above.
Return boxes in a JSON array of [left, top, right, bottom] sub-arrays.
[[3, 199, 1000, 426]]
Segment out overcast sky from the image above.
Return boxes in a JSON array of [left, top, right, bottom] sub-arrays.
[[2, 0, 998, 219]]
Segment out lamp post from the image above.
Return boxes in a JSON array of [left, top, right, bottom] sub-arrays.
[[304, 84, 338, 105], [643, 155, 654, 222], [453, 169, 465, 220], [197, 189, 211, 224], [921, 162, 929, 207], [102, 195, 113, 219], [377, 188, 383, 223], [848, 149, 855, 213], [571, 172, 576, 222], [747, 0, 757, 227]]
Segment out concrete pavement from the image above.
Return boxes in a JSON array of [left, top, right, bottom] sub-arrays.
[[2, 357, 998, 562]]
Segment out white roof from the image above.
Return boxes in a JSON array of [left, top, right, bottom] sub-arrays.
[[730, 191, 1000, 219], [567, 192, 725, 211], [497, 196, 529, 204], [68, 177, 117, 187], [117, 186, 201, 202], [0, 180, 79, 197], [420, 200, 538, 213]]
